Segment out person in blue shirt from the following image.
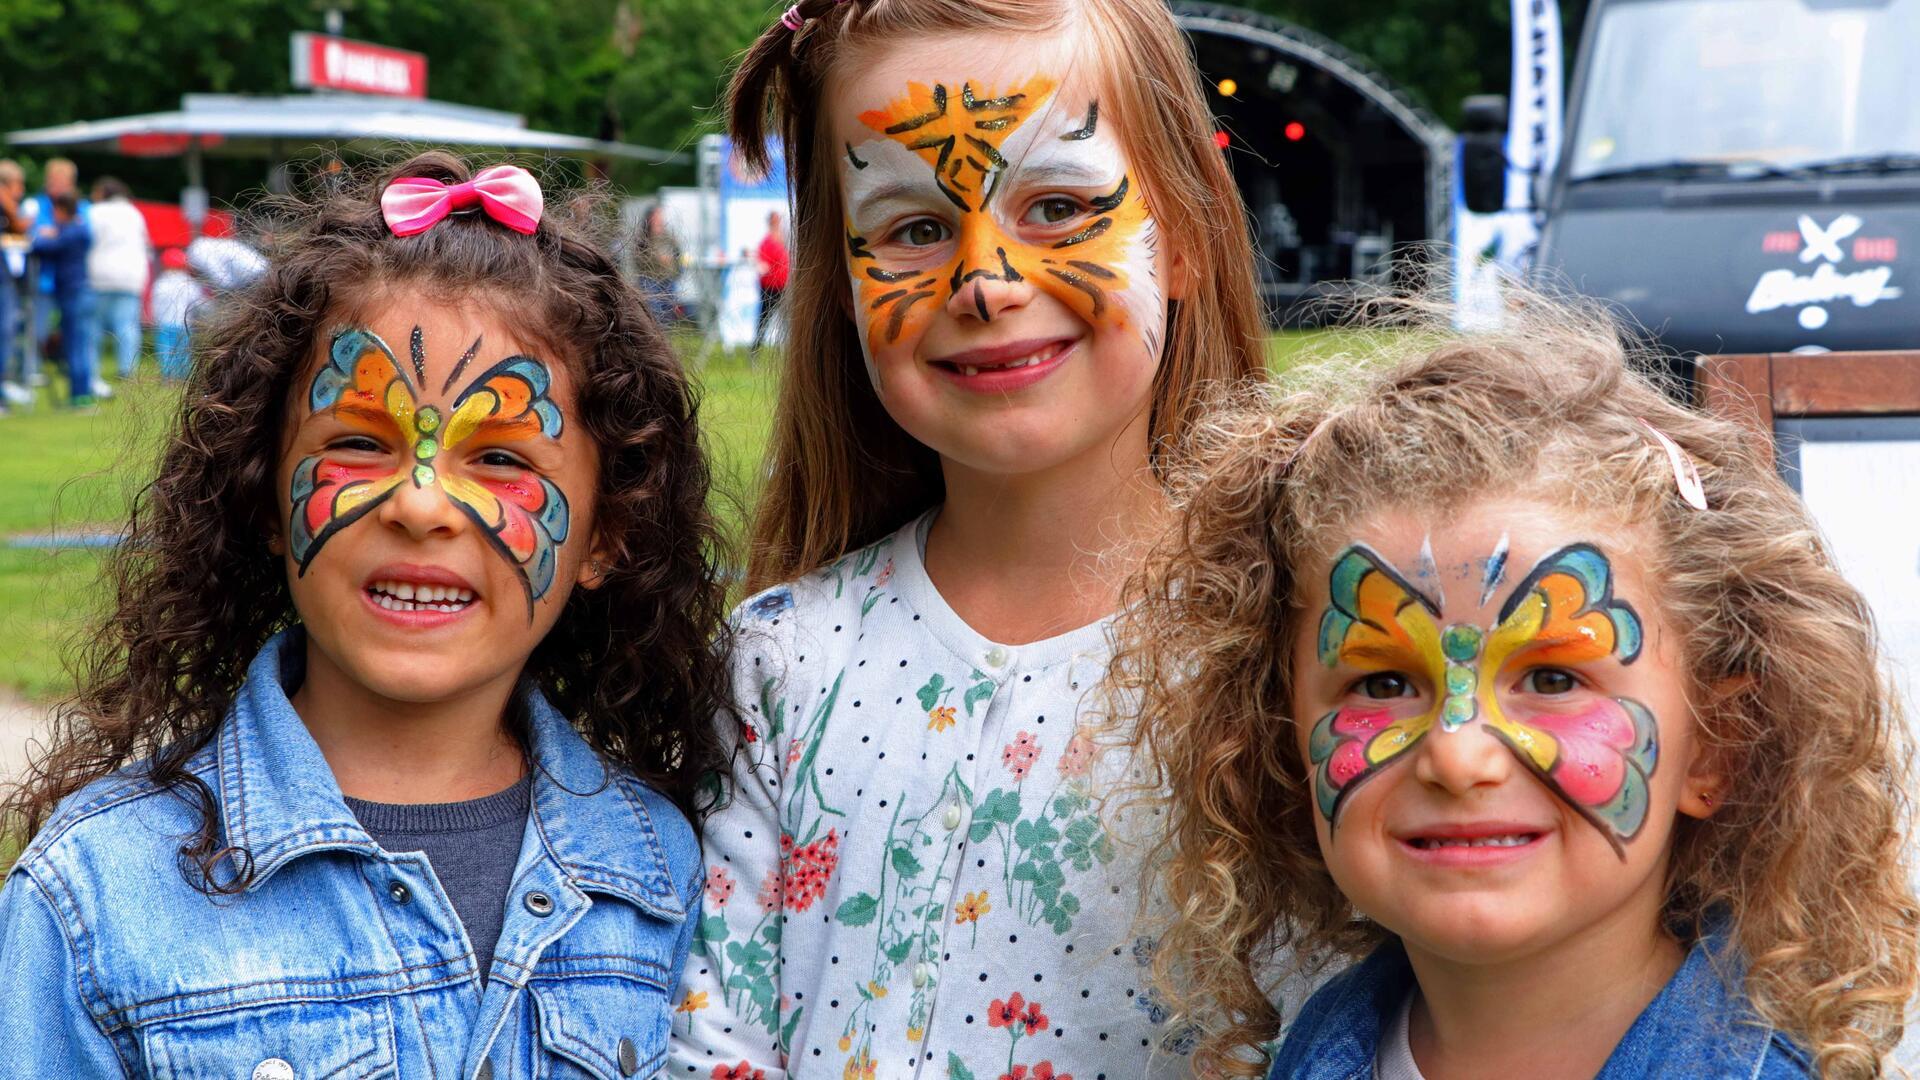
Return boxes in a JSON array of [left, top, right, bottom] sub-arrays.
[[28, 191, 94, 406], [1108, 291, 1916, 1079], [0, 150, 735, 1077]]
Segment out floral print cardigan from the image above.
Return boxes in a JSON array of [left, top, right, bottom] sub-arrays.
[[668, 512, 1194, 1080]]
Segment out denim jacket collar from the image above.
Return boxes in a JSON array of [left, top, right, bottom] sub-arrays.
[[1274, 924, 1790, 1080], [216, 629, 687, 921]]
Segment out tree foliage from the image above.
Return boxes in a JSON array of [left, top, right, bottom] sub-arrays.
[[0, 0, 1584, 198]]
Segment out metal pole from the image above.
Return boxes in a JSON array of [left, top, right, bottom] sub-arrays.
[[185, 141, 206, 240]]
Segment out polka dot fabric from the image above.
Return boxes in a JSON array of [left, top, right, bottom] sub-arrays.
[[668, 512, 1196, 1079]]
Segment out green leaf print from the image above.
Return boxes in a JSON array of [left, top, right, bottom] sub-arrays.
[[836, 893, 879, 927], [781, 1007, 804, 1053], [761, 919, 783, 946], [890, 844, 924, 879], [1052, 789, 1089, 818], [696, 916, 728, 957], [884, 937, 914, 963], [948, 1052, 976, 1080], [726, 938, 773, 969], [1062, 815, 1114, 871], [854, 544, 882, 576], [962, 677, 995, 717], [1013, 817, 1061, 851], [976, 788, 1022, 826], [916, 673, 947, 712]]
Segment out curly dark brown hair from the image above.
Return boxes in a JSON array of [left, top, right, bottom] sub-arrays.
[[4, 150, 734, 891]]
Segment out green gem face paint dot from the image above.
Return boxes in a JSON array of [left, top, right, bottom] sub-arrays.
[[416, 406, 440, 433], [413, 464, 435, 487], [415, 438, 438, 460], [1445, 666, 1475, 696], [1441, 623, 1482, 662], [1442, 695, 1477, 731]]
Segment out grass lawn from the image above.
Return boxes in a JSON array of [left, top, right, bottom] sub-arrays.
[[0, 331, 1336, 701]]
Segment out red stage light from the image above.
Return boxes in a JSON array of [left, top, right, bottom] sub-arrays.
[[1213, 129, 1231, 149], [1284, 121, 1306, 141]]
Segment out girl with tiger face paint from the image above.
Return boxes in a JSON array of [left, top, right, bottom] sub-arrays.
[[831, 41, 1174, 484], [678, 3, 1271, 1077]]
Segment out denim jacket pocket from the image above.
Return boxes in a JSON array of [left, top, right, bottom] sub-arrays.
[[141, 996, 397, 1080], [528, 960, 675, 1080]]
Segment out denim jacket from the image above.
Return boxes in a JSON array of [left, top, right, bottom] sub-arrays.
[[1268, 929, 1811, 1080], [0, 630, 703, 1079]]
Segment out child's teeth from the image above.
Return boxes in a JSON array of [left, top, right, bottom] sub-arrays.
[[1424, 835, 1531, 848], [962, 365, 979, 377], [395, 582, 414, 600]]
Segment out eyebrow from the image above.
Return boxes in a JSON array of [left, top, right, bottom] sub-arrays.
[[1008, 159, 1115, 188], [1336, 643, 1423, 668], [460, 414, 549, 443], [847, 178, 947, 219], [328, 401, 399, 429]]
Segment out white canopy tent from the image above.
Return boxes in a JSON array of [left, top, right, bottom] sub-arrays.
[[6, 92, 687, 166]]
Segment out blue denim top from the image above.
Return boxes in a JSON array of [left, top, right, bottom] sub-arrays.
[[0, 629, 704, 1079], [1268, 929, 1811, 1080]]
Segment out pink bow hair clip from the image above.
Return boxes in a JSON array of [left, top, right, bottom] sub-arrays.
[[381, 164, 543, 237], [1640, 419, 1709, 511]]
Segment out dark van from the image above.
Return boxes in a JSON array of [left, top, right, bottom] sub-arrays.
[[1468, 0, 1920, 358]]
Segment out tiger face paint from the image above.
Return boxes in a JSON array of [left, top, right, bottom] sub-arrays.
[[837, 67, 1165, 394]]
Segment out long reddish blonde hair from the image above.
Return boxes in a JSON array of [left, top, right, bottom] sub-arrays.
[[727, 0, 1266, 589], [1109, 288, 1919, 1077]]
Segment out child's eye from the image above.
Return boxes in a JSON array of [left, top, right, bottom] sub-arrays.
[[329, 436, 384, 454], [475, 450, 528, 469], [890, 219, 950, 247], [1358, 672, 1416, 700], [1519, 668, 1580, 695], [1023, 197, 1083, 226]]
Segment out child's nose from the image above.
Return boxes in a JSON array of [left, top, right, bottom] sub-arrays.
[[944, 230, 1032, 324], [1411, 722, 1514, 797], [376, 474, 465, 540]]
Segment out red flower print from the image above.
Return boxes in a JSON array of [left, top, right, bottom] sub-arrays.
[[997, 1069, 1027, 1080], [705, 866, 736, 908], [713, 1064, 765, 1080], [757, 868, 780, 913], [739, 719, 759, 744], [987, 992, 1028, 1029], [1031, 1064, 1071, 1080], [1057, 732, 1094, 777], [875, 558, 894, 587], [1021, 999, 1049, 1034], [1002, 731, 1041, 780], [776, 829, 841, 913]]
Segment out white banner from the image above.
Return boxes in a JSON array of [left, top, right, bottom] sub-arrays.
[[1506, 0, 1564, 213]]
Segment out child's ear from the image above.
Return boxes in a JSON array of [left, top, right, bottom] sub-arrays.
[[575, 538, 616, 591], [1678, 676, 1747, 820], [1164, 238, 1192, 302]]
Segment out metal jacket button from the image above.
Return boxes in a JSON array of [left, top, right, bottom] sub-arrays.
[[617, 1036, 640, 1075], [943, 802, 963, 830], [252, 1060, 294, 1080], [984, 645, 1009, 668], [387, 881, 410, 905], [524, 890, 554, 916]]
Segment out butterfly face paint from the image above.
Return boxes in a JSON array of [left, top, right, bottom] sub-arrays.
[[839, 76, 1165, 384], [289, 326, 571, 618], [1308, 542, 1658, 856]]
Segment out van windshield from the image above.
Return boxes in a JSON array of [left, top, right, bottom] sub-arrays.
[[1568, 0, 1920, 180]]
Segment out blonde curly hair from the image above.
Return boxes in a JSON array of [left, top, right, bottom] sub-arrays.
[[1107, 287, 1919, 1077]]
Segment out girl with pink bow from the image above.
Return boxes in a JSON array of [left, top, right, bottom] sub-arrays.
[[0, 150, 731, 1078]]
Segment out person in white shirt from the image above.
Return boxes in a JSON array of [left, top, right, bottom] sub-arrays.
[[85, 178, 150, 381], [669, 0, 1277, 1075], [147, 247, 202, 381]]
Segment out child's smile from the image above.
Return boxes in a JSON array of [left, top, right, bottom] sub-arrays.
[[829, 32, 1177, 480], [275, 295, 602, 707], [1291, 497, 1716, 967]]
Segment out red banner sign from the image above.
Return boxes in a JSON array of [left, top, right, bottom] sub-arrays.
[[290, 32, 427, 98]]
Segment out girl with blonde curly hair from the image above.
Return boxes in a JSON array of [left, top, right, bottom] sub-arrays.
[[1110, 291, 1919, 1078]]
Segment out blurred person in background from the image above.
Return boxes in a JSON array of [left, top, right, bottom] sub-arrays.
[[631, 203, 682, 326], [29, 192, 95, 408], [751, 208, 787, 354], [148, 247, 201, 381], [0, 160, 30, 413], [86, 177, 151, 382], [22, 158, 88, 374]]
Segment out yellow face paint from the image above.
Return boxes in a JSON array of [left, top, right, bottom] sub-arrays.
[[1308, 542, 1657, 855]]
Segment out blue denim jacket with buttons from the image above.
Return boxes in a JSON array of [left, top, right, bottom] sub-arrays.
[[1267, 927, 1810, 1080], [0, 629, 704, 1079]]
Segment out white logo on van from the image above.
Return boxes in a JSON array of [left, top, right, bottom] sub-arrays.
[[1746, 213, 1900, 330]]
